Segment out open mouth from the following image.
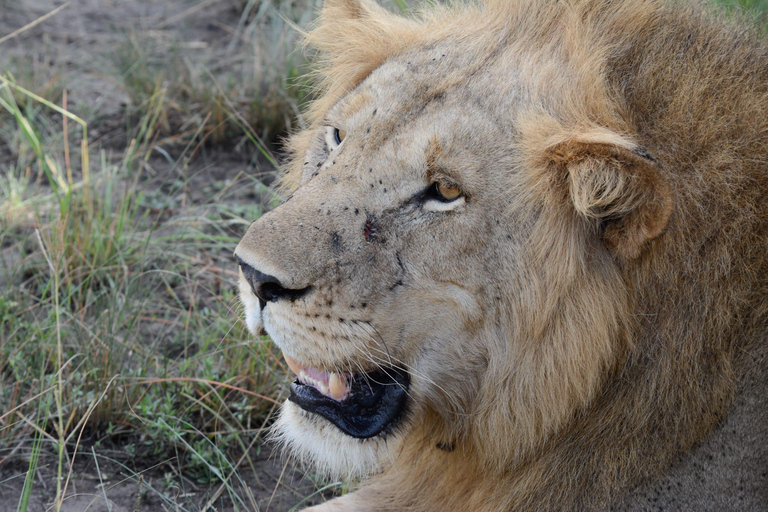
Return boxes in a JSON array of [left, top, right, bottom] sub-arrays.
[[284, 354, 409, 439]]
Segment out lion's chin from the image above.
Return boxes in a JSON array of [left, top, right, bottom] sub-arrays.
[[272, 400, 401, 480]]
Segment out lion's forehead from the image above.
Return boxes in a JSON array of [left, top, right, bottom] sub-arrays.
[[351, 40, 536, 128], [332, 46, 480, 121]]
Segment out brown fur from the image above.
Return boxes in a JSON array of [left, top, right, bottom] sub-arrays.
[[235, 0, 768, 510]]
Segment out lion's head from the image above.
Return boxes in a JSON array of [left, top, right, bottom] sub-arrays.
[[235, 0, 767, 510]]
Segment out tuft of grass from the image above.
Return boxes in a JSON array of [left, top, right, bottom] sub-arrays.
[[0, 61, 287, 510], [114, 0, 322, 147]]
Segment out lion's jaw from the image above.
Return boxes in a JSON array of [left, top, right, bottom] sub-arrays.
[[234, 39, 629, 481]]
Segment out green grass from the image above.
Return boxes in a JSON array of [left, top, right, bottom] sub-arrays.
[[719, 0, 768, 12], [0, 67, 287, 512], [710, 0, 768, 29]]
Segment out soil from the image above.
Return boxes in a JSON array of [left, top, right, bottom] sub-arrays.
[[0, 445, 330, 512]]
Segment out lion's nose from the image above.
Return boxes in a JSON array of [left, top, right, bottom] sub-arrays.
[[236, 256, 311, 306]]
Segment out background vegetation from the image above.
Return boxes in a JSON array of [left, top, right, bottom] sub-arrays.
[[0, 0, 765, 511]]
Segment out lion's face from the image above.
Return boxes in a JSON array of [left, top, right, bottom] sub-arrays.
[[236, 47, 526, 475], [235, 2, 672, 481]]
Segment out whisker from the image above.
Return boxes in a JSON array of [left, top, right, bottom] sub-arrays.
[[361, 343, 465, 415], [367, 323, 394, 367], [356, 322, 451, 397], [343, 326, 435, 406]]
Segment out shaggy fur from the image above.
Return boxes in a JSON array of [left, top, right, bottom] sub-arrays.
[[234, 0, 768, 510]]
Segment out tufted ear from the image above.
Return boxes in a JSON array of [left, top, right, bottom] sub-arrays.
[[309, 0, 419, 81], [545, 132, 674, 260], [320, 0, 371, 19], [304, 0, 420, 124]]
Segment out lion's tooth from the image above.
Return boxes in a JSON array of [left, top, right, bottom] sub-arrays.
[[319, 383, 329, 395], [284, 354, 303, 376], [329, 373, 347, 399]]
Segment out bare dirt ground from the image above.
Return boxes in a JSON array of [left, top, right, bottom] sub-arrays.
[[0, 446, 327, 512], [0, 1, 328, 510]]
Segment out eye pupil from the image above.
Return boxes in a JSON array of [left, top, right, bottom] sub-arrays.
[[334, 128, 346, 145]]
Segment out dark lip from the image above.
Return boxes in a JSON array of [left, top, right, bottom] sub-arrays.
[[288, 367, 410, 439]]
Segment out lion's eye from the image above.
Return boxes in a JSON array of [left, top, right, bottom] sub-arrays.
[[432, 182, 462, 202], [326, 126, 346, 150]]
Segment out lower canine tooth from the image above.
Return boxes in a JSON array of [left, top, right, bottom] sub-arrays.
[[329, 373, 347, 399]]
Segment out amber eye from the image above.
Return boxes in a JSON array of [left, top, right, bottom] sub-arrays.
[[334, 128, 346, 145], [434, 182, 462, 202]]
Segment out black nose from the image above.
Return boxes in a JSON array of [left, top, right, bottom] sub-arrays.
[[236, 256, 311, 308]]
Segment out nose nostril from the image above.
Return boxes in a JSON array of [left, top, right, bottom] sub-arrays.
[[235, 256, 311, 306], [260, 282, 283, 303]]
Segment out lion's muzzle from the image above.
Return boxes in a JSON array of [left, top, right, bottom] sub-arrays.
[[234, 210, 411, 440]]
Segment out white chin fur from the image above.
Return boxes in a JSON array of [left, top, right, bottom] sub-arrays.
[[271, 400, 396, 481], [239, 272, 262, 335]]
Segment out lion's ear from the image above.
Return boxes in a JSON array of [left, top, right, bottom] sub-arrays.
[[319, 0, 375, 22], [546, 133, 674, 260], [310, 0, 418, 70], [304, 1, 419, 121]]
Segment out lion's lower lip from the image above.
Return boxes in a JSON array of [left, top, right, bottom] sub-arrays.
[[288, 368, 409, 439]]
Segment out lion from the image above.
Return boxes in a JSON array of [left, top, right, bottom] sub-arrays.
[[233, 0, 768, 510]]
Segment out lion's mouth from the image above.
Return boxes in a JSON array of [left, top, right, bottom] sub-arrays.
[[284, 354, 409, 439]]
